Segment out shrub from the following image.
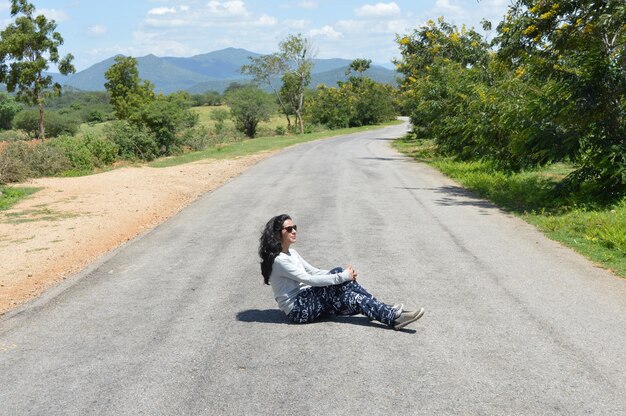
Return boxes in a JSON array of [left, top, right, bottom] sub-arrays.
[[224, 85, 276, 138], [180, 126, 211, 151], [87, 109, 105, 123], [137, 95, 198, 155], [48, 135, 97, 171], [0, 129, 30, 142], [104, 121, 158, 161], [191, 91, 222, 106], [29, 142, 71, 176], [275, 126, 286, 136], [306, 85, 353, 129], [0, 142, 32, 183], [83, 133, 118, 166], [0, 93, 22, 130]]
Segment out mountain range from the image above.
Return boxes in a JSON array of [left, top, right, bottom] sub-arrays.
[[51, 47, 398, 94]]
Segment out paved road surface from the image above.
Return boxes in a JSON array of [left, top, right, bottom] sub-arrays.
[[1, 122, 625, 415]]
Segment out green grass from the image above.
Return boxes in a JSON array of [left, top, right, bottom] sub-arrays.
[[0, 186, 41, 211], [78, 120, 113, 136], [192, 105, 287, 134], [149, 120, 402, 168], [393, 138, 626, 277], [0, 206, 80, 224]]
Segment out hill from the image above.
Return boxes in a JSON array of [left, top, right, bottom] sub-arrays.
[[49, 48, 397, 94]]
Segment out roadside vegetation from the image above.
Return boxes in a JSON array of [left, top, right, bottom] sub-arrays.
[[1, 0, 622, 276], [0, 3, 397, 210], [393, 0, 625, 276]]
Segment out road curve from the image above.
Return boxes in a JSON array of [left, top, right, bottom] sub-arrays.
[[1, 121, 625, 415]]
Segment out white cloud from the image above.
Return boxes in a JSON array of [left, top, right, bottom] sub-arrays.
[[87, 24, 107, 36], [297, 1, 317, 8], [148, 7, 177, 15], [256, 14, 277, 26], [355, 2, 400, 18], [38, 8, 69, 22], [131, 30, 199, 56], [207, 1, 248, 16], [434, 0, 462, 14], [309, 25, 342, 39], [281, 1, 318, 9]]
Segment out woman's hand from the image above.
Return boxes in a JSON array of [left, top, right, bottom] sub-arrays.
[[346, 265, 358, 281]]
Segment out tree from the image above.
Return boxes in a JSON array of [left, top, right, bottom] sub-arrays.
[[0, 93, 23, 130], [13, 109, 78, 138], [495, 0, 626, 195], [0, 0, 75, 139], [306, 76, 396, 129], [345, 58, 371, 77], [395, 18, 492, 147], [104, 56, 154, 121], [241, 54, 293, 129], [137, 93, 198, 154], [224, 85, 276, 138], [279, 34, 315, 134]]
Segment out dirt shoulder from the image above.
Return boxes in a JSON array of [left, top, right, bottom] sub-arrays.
[[0, 152, 273, 315]]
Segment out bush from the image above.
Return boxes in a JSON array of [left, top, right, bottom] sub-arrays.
[[30, 142, 72, 176], [180, 126, 212, 151], [48, 135, 97, 171], [13, 110, 79, 138], [0, 142, 32, 183], [0, 93, 23, 130], [191, 91, 222, 106], [0, 129, 30, 142], [306, 79, 395, 129], [87, 109, 105, 123], [306, 85, 353, 129], [83, 133, 118, 166], [104, 121, 158, 161], [224, 85, 276, 138], [137, 95, 198, 155]]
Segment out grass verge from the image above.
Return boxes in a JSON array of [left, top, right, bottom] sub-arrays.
[[0, 186, 41, 211], [393, 138, 626, 277]]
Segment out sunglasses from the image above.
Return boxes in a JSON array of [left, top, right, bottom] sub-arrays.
[[282, 225, 298, 233]]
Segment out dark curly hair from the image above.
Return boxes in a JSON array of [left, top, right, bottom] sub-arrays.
[[259, 214, 291, 285]]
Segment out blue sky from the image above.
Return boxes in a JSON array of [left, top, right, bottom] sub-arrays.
[[1, 1, 511, 71]]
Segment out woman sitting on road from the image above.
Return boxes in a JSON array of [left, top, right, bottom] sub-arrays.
[[258, 214, 424, 330]]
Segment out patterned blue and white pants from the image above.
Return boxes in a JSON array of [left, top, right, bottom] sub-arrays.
[[286, 278, 397, 327]]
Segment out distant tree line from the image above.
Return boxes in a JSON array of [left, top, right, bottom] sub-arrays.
[[0, 0, 399, 185]]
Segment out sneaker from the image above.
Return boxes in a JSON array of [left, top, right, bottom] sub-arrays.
[[394, 307, 425, 330], [392, 303, 404, 317], [368, 303, 404, 321]]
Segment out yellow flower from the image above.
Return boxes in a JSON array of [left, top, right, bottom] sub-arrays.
[[523, 25, 538, 36]]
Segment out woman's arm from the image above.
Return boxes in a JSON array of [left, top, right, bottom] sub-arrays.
[[295, 251, 329, 275], [274, 255, 351, 287]]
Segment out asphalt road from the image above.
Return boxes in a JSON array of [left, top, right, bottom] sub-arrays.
[[1, 121, 625, 415]]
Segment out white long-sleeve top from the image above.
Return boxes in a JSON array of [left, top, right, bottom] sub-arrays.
[[270, 248, 352, 314]]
